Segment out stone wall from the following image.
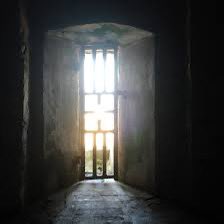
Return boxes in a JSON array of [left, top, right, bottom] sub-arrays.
[[118, 37, 156, 192], [0, 1, 30, 213], [43, 36, 81, 194]]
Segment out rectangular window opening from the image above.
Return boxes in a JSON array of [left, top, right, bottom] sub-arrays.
[[83, 47, 117, 178]]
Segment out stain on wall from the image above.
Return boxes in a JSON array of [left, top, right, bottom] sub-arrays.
[[118, 37, 155, 192]]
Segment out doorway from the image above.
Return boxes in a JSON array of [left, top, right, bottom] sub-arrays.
[[80, 46, 118, 179]]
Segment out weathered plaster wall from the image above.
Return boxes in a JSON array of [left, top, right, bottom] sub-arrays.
[[43, 36, 81, 194], [118, 37, 155, 192]]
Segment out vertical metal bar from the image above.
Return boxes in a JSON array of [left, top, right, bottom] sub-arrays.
[[93, 48, 96, 93], [93, 48, 97, 178], [97, 94, 101, 131], [98, 120, 101, 132], [114, 47, 118, 180], [93, 133, 97, 178], [103, 48, 106, 92], [80, 47, 85, 179], [103, 133, 107, 177], [97, 94, 101, 104]]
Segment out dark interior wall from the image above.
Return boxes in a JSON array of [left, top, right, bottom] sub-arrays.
[[191, 1, 217, 213], [20, 0, 30, 210], [43, 35, 81, 193], [155, 13, 192, 204], [118, 37, 155, 192], [25, 23, 45, 205], [0, 1, 30, 213]]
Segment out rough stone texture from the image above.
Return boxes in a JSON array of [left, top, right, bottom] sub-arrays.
[[43, 35, 81, 194], [1, 180, 214, 223], [48, 23, 152, 46], [9, 180, 209, 224], [118, 38, 155, 193], [46, 180, 211, 224]]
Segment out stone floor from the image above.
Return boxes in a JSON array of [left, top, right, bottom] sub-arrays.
[[5, 179, 213, 224], [45, 179, 211, 224]]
